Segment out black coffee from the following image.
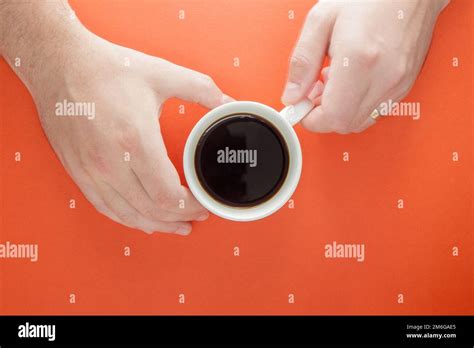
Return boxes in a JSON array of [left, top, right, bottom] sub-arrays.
[[195, 114, 289, 207]]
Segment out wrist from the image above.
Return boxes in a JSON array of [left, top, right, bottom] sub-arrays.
[[0, 1, 91, 91]]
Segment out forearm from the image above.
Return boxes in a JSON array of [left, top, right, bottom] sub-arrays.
[[0, 0, 89, 90]]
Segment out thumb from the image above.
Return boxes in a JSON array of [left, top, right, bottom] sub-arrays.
[[152, 60, 234, 109], [281, 5, 335, 105]]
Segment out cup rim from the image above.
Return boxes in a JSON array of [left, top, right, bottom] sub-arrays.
[[183, 101, 302, 222]]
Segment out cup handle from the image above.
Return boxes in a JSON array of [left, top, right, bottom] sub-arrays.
[[280, 98, 314, 126]]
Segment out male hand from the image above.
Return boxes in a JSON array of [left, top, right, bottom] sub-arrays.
[[1, 2, 232, 235], [282, 0, 449, 133]]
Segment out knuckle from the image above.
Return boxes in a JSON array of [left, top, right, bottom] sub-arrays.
[[289, 51, 312, 74], [192, 74, 220, 105], [115, 210, 139, 226], [307, 6, 321, 22], [331, 121, 352, 134], [307, 3, 329, 24], [93, 203, 110, 216], [198, 74, 216, 90], [350, 44, 381, 67], [141, 228, 154, 235], [387, 59, 409, 88]]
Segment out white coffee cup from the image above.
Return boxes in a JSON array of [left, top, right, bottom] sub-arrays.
[[183, 99, 313, 221]]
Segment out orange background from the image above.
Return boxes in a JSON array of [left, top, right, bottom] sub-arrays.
[[0, 0, 472, 315]]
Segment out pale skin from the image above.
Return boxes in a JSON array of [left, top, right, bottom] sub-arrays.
[[282, 0, 450, 133], [0, 1, 233, 235], [1, 1, 450, 235]]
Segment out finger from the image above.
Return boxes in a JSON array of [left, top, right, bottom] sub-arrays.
[[130, 122, 209, 221], [307, 80, 324, 100], [83, 120, 208, 223], [64, 161, 191, 235], [63, 164, 122, 222], [152, 60, 234, 109], [352, 86, 408, 134], [353, 116, 376, 133], [351, 74, 412, 134], [98, 131, 207, 223], [281, 4, 336, 105], [110, 163, 207, 224], [301, 38, 377, 133], [322, 66, 330, 82], [301, 75, 369, 134], [351, 94, 384, 134], [96, 181, 192, 235], [301, 105, 332, 133], [99, 151, 208, 224]]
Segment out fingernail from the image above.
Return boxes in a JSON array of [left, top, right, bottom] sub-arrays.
[[282, 82, 301, 104], [221, 94, 235, 104], [175, 225, 191, 236], [196, 212, 209, 221], [312, 96, 322, 106], [308, 80, 324, 100]]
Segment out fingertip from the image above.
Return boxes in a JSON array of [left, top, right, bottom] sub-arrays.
[[178, 185, 207, 215], [307, 80, 324, 100], [195, 211, 209, 221], [175, 224, 192, 236], [221, 94, 236, 105], [281, 82, 303, 106]]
